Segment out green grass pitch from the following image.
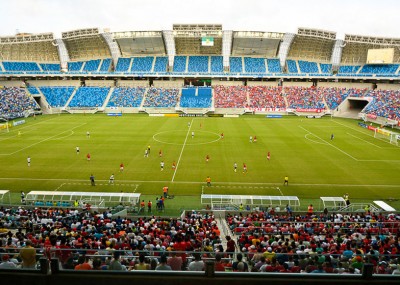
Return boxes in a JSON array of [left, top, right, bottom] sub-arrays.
[[1, 113, 400, 215]]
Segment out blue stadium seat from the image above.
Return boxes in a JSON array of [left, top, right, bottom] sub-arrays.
[[188, 56, 209, 73], [0, 87, 40, 119], [286, 60, 299, 73], [180, 87, 212, 108], [99, 58, 112, 72], [298, 60, 319, 73], [244, 57, 266, 73], [230, 57, 243, 73], [40, 63, 61, 72], [360, 64, 399, 75], [68, 62, 84, 72], [39, 86, 75, 107], [107, 87, 146, 107], [153, 57, 168, 73], [83, 59, 101, 72], [131, 57, 154, 72], [267, 59, 282, 73], [211, 56, 223, 73], [27, 86, 40, 95], [143, 87, 179, 108], [173, 56, 187, 72], [115, 58, 132, 72], [338, 65, 361, 74], [68, 87, 110, 108], [319, 63, 332, 74], [3, 61, 41, 72]]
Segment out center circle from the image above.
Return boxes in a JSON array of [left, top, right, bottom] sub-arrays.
[[153, 130, 221, 145]]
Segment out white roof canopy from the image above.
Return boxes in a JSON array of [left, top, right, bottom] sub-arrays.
[[320, 197, 346, 210], [201, 194, 300, 208]]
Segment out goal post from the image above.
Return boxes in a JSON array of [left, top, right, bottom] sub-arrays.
[[374, 127, 399, 145]]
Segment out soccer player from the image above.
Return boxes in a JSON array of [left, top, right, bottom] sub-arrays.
[[188, 122, 191, 128], [147, 200, 152, 213], [27, 156, 31, 167], [76, 146, 80, 155], [86, 131, 90, 138], [21, 191, 25, 204], [163, 186, 168, 198], [221, 133, 224, 139], [172, 161, 176, 171], [144, 149, 149, 158], [284, 176, 289, 186], [267, 151, 270, 161], [192, 131, 195, 138], [159, 149, 163, 157], [120, 163, 124, 172], [249, 136, 253, 143], [160, 161, 164, 171], [86, 153, 91, 161], [90, 174, 95, 186], [206, 176, 211, 187], [109, 174, 115, 185], [254, 136, 257, 142], [147, 145, 151, 154], [206, 154, 210, 163], [233, 162, 237, 172], [243, 163, 247, 173], [344, 193, 350, 206], [331, 133, 334, 140], [18, 131, 21, 136]]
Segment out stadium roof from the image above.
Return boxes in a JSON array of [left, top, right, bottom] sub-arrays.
[[113, 31, 166, 56], [231, 31, 283, 57]]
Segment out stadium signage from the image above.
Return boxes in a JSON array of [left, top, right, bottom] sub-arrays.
[[266, 115, 283, 118], [296, 109, 323, 113], [207, 114, 224, 117], [179, 114, 205, 117], [13, 120, 25, 126], [367, 114, 377, 120], [107, 113, 122, 116]]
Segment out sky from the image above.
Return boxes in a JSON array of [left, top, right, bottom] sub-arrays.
[[1, 0, 399, 39]]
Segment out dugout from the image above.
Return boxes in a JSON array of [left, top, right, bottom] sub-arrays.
[[0, 190, 11, 204], [25, 191, 141, 208], [201, 194, 300, 211], [319, 197, 346, 211]]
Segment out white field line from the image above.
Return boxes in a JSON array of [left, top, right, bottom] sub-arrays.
[[0, 128, 37, 142], [0, 115, 61, 137], [1, 177, 399, 188], [346, 132, 382, 148], [171, 118, 193, 182], [332, 119, 400, 148], [304, 133, 329, 145], [0, 123, 86, 156], [276, 187, 284, 196], [299, 125, 358, 161]]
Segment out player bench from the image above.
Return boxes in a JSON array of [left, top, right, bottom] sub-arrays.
[[373, 200, 396, 212]]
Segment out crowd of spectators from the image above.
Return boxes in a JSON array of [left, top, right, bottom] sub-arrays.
[[284, 86, 325, 110], [0, 87, 39, 119], [107, 87, 146, 108], [143, 87, 179, 108], [248, 86, 285, 109], [213, 85, 248, 108], [363, 89, 400, 121]]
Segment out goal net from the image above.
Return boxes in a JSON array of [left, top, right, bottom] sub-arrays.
[[0, 123, 9, 133], [374, 128, 399, 145]]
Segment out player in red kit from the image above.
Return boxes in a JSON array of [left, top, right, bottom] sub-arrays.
[[267, 152, 270, 161], [206, 154, 210, 163], [243, 163, 247, 173]]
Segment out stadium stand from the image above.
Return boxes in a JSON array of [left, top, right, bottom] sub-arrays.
[[68, 61, 84, 72], [244, 57, 266, 73], [99, 58, 112, 72], [214, 85, 248, 108], [188, 56, 209, 73], [286, 60, 299, 73], [173, 56, 187, 72], [298, 60, 319, 74], [2, 61, 41, 72], [211, 56, 223, 73], [27, 86, 40, 95], [115, 58, 132, 72], [338, 65, 361, 75], [153, 56, 168, 73], [360, 64, 400, 75], [248, 86, 285, 109], [319, 63, 332, 74], [143, 87, 179, 108], [180, 87, 212, 108], [68, 87, 110, 108], [131, 56, 154, 72], [267, 59, 282, 73], [39, 86, 76, 107], [229, 57, 243, 73], [285, 86, 325, 110], [107, 87, 146, 107], [363, 89, 400, 121], [40, 63, 61, 72], [83, 59, 101, 72], [0, 87, 40, 119]]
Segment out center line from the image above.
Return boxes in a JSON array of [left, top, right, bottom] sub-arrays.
[[171, 119, 193, 182]]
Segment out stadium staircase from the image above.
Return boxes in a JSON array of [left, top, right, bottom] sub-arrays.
[[139, 87, 148, 110], [215, 214, 236, 252], [336, 203, 380, 212], [101, 87, 115, 109], [63, 88, 77, 111], [36, 90, 53, 115]]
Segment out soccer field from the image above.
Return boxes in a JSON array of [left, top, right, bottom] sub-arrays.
[[1, 114, 400, 213]]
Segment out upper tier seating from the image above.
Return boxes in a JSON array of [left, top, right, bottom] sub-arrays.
[[173, 56, 187, 72], [286, 60, 299, 73], [107, 87, 146, 107], [39, 86, 75, 107], [40, 63, 61, 72], [0, 87, 40, 119], [244, 57, 266, 73], [143, 87, 179, 108], [99, 58, 112, 72], [210, 56, 223, 73], [338, 65, 361, 74], [319, 63, 332, 74], [83, 59, 101, 72], [230, 57, 243, 73], [131, 57, 154, 72], [2, 61, 41, 72], [298, 60, 319, 73], [153, 57, 168, 73], [68, 61, 84, 72], [180, 87, 212, 108], [267, 59, 282, 73], [115, 58, 132, 72], [27, 86, 40, 95], [360, 64, 399, 75], [214, 85, 248, 108], [68, 87, 110, 108], [188, 56, 209, 73]]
